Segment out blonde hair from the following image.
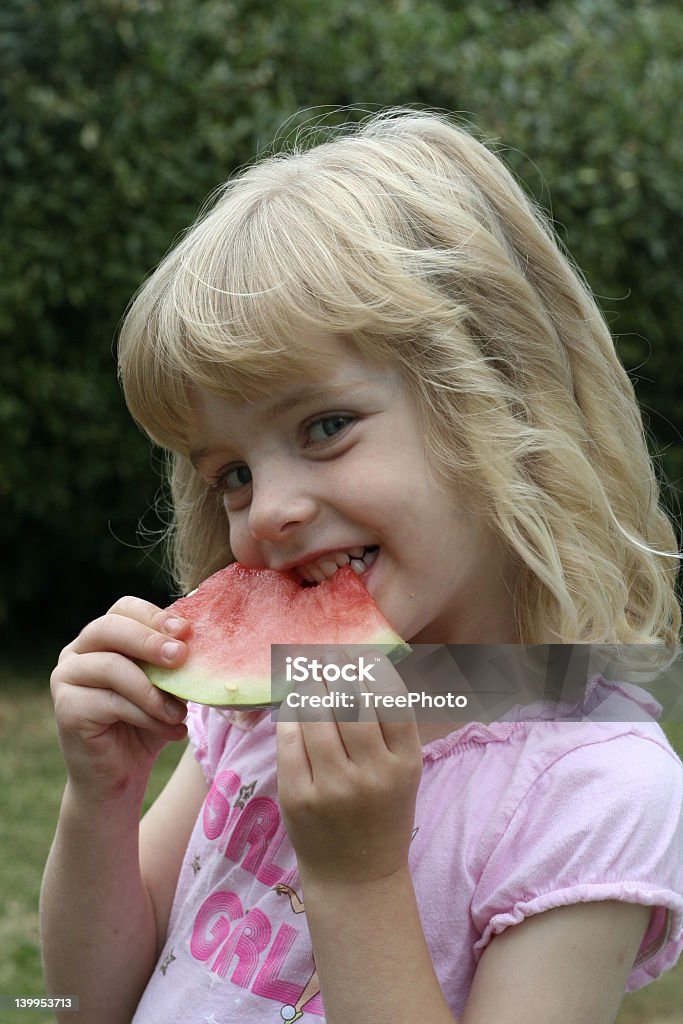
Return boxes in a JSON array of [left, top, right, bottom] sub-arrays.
[[118, 107, 681, 648]]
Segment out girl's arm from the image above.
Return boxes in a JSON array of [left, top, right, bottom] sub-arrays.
[[40, 597, 200, 1024], [297, 864, 454, 1022], [40, 775, 159, 1024], [461, 899, 651, 1023], [276, 652, 450, 1022], [299, 873, 651, 1023], [41, 744, 207, 1024]]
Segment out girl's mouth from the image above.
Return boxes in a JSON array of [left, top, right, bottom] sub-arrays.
[[297, 545, 379, 586]]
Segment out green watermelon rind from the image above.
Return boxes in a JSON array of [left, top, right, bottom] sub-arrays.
[[141, 563, 412, 709], [146, 635, 412, 709]]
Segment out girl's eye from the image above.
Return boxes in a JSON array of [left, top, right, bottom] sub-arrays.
[[207, 414, 354, 494], [306, 414, 354, 444], [209, 465, 251, 494]]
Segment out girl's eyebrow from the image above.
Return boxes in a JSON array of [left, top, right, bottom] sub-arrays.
[[189, 379, 374, 468], [264, 380, 372, 421]]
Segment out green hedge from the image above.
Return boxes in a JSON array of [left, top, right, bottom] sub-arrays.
[[2, 0, 681, 645]]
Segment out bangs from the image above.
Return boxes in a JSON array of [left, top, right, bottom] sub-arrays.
[[117, 130, 465, 453], [116, 192, 370, 452]]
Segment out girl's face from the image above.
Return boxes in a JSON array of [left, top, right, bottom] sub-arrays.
[[189, 335, 519, 644]]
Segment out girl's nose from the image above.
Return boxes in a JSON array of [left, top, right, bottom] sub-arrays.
[[246, 470, 318, 542]]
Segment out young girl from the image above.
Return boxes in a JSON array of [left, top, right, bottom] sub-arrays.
[[41, 108, 683, 1024]]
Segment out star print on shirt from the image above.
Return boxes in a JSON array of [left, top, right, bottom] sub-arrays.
[[234, 781, 257, 808], [160, 950, 176, 975]]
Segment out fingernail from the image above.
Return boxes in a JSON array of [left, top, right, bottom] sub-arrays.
[[162, 640, 181, 662], [323, 649, 344, 666], [164, 617, 186, 636], [165, 699, 186, 720]]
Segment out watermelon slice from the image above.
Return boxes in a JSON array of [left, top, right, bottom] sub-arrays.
[[143, 563, 410, 708]]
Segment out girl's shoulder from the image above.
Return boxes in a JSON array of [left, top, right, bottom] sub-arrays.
[[452, 693, 683, 989], [500, 672, 682, 790], [422, 713, 681, 827], [422, 673, 680, 771], [419, 679, 679, 888]]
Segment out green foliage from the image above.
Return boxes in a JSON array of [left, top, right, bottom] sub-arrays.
[[2, 0, 681, 643]]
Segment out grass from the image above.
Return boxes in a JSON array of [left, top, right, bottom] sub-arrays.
[[1, 661, 682, 1023], [0, 663, 186, 1024]]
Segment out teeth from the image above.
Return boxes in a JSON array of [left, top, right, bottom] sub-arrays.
[[296, 546, 378, 583], [364, 546, 379, 567]]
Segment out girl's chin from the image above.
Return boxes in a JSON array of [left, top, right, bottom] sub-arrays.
[[362, 558, 423, 641], [358, 552, 442, 643]]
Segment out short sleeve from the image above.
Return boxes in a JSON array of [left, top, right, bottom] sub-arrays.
[[471, 728, 683, 989]]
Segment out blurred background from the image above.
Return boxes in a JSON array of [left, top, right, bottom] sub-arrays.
[[1, 0, 682, 652], [1, 0, 682, 1020]]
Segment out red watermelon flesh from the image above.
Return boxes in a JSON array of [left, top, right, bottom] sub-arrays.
[[143, 563, 410, 707]]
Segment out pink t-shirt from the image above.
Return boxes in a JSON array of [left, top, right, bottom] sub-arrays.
[[132, 678, 683, 1022]]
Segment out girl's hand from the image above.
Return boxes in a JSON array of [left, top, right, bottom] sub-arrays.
[[49, 596, 191, 801], [276, 650, 423, 887]]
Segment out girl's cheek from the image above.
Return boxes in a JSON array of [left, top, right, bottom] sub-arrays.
[[226, 509, 268, 567], [222, 506, 248, 557]]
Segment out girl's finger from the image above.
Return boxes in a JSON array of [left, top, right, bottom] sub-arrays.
[[54, 679, 188, 741], [106, 595, 189, 634], [72, 613, 189, 668], [276, 707, 312, 785], [293, 675, 351, 776], [59, 596, 190, 665], [354, 651, 421, 757], [51, 651, 188, 727], [315, 646, 413, 764]]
